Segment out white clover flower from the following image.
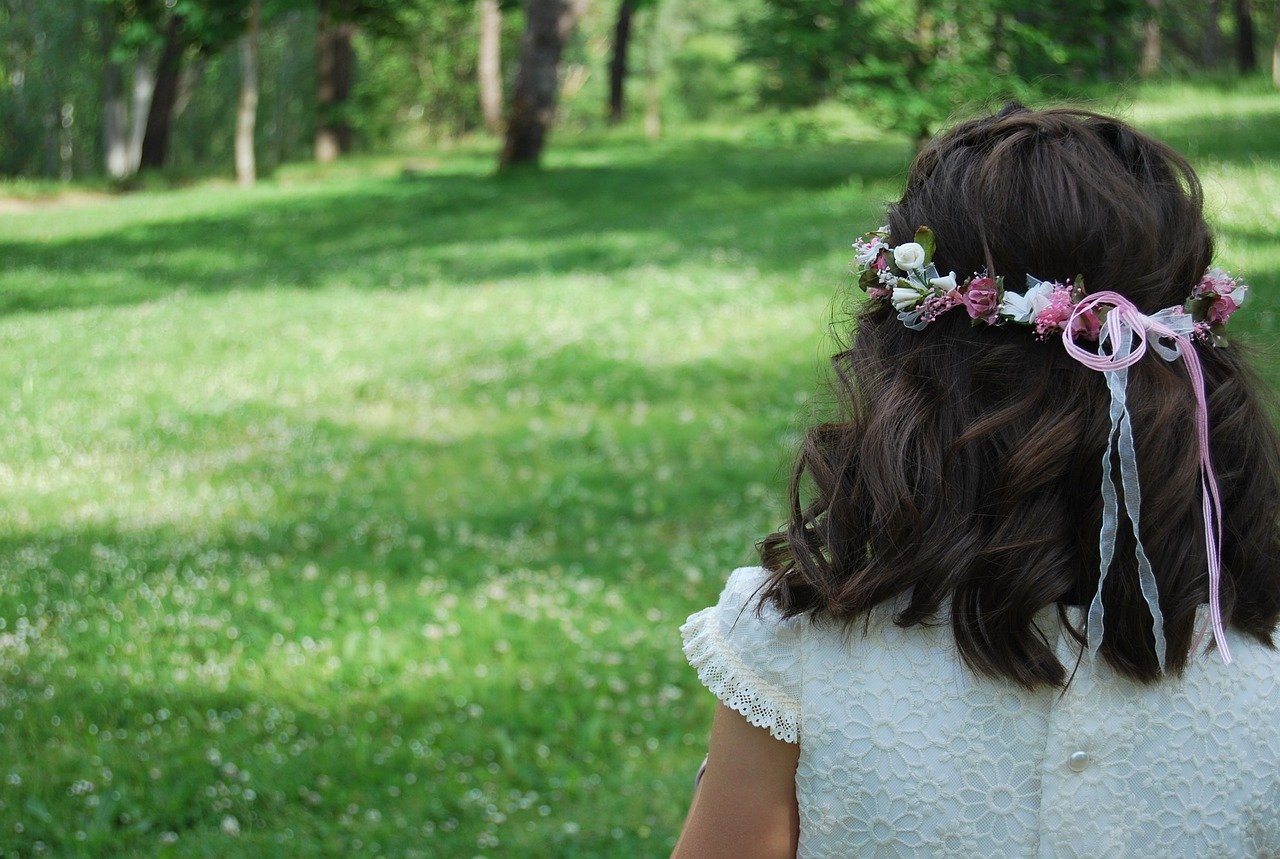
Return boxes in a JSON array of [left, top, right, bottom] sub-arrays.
[[893, 242, 927, 271]]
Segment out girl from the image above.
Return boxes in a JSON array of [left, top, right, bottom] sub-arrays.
[[672, 104, 1280, 858]]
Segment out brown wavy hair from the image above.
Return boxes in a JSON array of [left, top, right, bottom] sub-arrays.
[[758, 103, 1280, 687]]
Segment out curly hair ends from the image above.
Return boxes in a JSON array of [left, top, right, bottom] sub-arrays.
[[758, 104, 1280, 688]]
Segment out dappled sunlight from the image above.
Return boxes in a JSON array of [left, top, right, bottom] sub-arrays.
[[2, 79, 1279, 853]]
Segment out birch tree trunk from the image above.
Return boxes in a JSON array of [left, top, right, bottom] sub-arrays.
[[128, 56, 155, 172], [642, 2, 660, 140], [500, 0, 589, 168], [104, 59, 131, 178], [1140, 0, 1162, 77], [478, 0, 503, 134], [236, 0, 261, 186]]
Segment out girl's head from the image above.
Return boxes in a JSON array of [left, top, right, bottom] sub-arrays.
[[759, 103, 1280, 687]]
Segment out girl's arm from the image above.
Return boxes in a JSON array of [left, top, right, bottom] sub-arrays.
[[670, 703, 800, 859]]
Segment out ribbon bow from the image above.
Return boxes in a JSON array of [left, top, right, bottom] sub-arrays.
[[1062, 290, 1231, 669]]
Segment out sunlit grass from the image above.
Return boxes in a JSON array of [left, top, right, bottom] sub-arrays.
[[1, 80, 1278, 856]]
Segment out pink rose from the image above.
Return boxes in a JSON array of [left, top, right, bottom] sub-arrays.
[[1207, 294, 1239, 325], [962, 276, 999, 321], [872, 252, 888, 271], [1070, 309, 1102, 340], [867, 285, 891, 300]]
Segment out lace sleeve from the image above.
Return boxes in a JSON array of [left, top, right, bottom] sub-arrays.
[[680, 566, 803, 744]]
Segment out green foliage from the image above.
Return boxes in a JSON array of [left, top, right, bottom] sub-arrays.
[[352, 1, 522, 147], [669, 32, 758, 120], [740, 0, 870, 106]]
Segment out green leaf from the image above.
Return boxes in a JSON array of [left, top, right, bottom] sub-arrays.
[[858, 267, 878, 292], [914, 226, 936, 264]]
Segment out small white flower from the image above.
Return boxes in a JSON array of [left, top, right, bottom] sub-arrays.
[[1000, 279, 1055, 323], [999, 290, 1029, 321], [930, 271, 958, 291], [892, 285, 923, 311], [893, 242, 927, 271], [854, 238, 885, 266], [1234, 283, 1249, 305]]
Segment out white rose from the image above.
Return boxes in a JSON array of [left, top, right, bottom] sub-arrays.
[[893, 242, 926, 271], [892, 285, 923, 311], [929, 271, 958, 291]]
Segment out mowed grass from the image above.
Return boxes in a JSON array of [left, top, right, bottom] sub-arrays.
[[1, 81, 1279, 857]]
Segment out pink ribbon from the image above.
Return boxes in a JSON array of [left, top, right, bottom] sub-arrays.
[[1062, 290, 1231, 667]]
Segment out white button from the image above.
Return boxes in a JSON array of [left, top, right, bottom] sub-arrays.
[[1067, 750, 1090, 772]]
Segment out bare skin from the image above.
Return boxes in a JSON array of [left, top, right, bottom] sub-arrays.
[[671, 703, 800, 859]]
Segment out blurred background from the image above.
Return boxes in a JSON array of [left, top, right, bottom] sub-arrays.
[[1, 0, 1279, 856]]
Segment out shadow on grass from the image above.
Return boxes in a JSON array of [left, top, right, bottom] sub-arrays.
[[1143, 107, 1280, 166], [0, 140, 909, 317]]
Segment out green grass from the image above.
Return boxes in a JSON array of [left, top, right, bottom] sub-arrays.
[[1, 81, 1279, 857]]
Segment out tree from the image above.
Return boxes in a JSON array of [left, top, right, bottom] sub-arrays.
[[1140, 0, 1162, 77], [1203, 0, 1222, 66], [477, 0, 503, 133], [1234, 0, 1256, 72], [117, 0, 250, 171], [314, 0, 355, 161], [311, 0, 414, 162], [500, 0, 590, 168], [236, 0, 261, 184], [607, 0, 636, 122], [1274, 0, 1280, 87]]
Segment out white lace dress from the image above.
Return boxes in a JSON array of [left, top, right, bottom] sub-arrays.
[[680, 566, 1280, 858]]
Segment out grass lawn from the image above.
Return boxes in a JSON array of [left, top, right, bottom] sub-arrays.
[[1, 80, 1279, 857]]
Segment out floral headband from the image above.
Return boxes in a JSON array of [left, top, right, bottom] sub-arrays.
[[854, 225, 1251, 670], [854, 225, 1246, 341]]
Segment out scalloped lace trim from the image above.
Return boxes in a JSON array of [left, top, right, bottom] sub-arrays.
[[680, 607, 800, 744]]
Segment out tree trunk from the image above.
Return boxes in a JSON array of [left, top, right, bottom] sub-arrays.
[[236, 0, 261, 186], [642, 1, 661, 140], [139, 16, 186, 171], [500, 0, 588, 168], [315, 2, 356, 162], [1235, 0, 1256, 72], [1140, 0, 1162, 77], [478, 0, 503, 134], [1274, 33, 1279, 88], [104, 59, 130, 178], [128, 55, 156, 172], [1202, 0, 1222, 67], [991, 11, 1013, 74], [173, 55, 207, 122], [608, 0, 635, 123], [315, 1, 338, 162]]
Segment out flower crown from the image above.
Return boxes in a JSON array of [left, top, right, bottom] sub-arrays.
[[852, 223, 1251, 671], [853, 225, 1247, 345]]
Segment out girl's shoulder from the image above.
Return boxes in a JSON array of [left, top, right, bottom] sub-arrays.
[[680, 566, 804, 744]]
